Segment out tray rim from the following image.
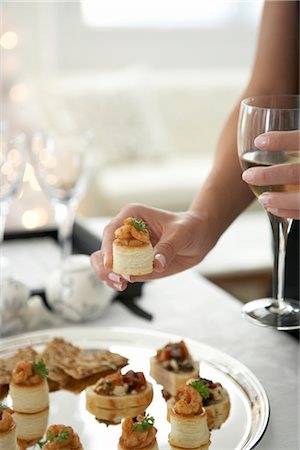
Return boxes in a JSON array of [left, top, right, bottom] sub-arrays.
[[0, 326, 270, 450]]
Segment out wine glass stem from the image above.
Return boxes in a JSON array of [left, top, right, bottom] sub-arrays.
[[54, 201, 77, 260], [269, 213, 292, 310], [0, 202, 9, 244]]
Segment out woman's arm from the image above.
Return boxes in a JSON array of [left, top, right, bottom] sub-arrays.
[[189, 0, 299, 242]]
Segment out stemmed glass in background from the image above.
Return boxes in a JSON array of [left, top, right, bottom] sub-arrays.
[[0, 122, 26, 244], [31, 131, 93, 260], [238, 95, 299, 330]]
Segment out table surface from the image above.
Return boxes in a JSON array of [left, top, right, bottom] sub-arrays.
[[1, 221, 298, 450], [3, 269, 297, 450]]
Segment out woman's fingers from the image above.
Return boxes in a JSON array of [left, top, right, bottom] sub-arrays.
[[90, 250, 128, 291], [242, 163, 300, 185], [254, 130, 300, 151], [258, 192, 300, 219]]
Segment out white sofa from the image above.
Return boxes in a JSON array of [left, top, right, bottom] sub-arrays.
[[32, 66, 249, 216]]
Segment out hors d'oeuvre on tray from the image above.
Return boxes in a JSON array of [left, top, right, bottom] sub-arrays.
[[113, 217, 154, 275], [118, 414, 158, 450], [166, 377, 230, 430], [190, 378, 230, 430], [168, 385, 211, 450], [0, 403, 17, 450], [38, 424, 83, 450], [9, 359, 49, 414], [14, 407, 49, 449], [86, 370, 153, 424], [150, 341, 199, 396]]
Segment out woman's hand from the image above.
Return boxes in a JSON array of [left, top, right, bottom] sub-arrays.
[[90, 203, 214, 291], [242, 130, 300, 219]]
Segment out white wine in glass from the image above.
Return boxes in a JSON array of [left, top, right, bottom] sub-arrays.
[[238, 95, 300, 330]]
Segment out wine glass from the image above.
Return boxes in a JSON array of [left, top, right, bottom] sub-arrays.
[[31, 131, 93, 259], [237, 94, 299, 330], [0, 123, 26, 243]]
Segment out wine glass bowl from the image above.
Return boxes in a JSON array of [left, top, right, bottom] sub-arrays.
[[31, 131, 93, 258], [0, 126, 26, 242], [237, 95, 300, 330]]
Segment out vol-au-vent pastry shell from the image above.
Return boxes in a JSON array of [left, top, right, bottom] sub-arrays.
[[13, 407, 49, 442], [113, 241, 154, 275], [9, 379, 49, 413], [168, 407, 210, 449], [0, 422, 17, 450], [118, 440, 159, 450]]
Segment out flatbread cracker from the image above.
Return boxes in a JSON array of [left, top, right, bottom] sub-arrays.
[[0, 347, 38, 385], [41, 338, 128, 380]]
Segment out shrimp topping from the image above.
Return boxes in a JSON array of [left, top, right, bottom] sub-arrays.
[[11, 360, 44, 386], [44, 425, 82, 450], [0, 407, 15, 433], [120, 415, 157, 449], [174, 385, 203, 416], [115, 217, 150, 247]]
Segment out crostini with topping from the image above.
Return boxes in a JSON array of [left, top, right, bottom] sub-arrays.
[[150, 341, 199, 396], [86, 370, 153, 424]]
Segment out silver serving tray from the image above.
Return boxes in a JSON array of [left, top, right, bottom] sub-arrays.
[[0, 327, 270, 450]]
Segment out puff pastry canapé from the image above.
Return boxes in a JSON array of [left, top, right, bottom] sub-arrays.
[[168, 384, 211, 449], [113, 217, 154, 276], [118, 414, 158, 450], [9, 359, 49, 414], [0, 405, 17, 450], [43, 424, 83, 450]]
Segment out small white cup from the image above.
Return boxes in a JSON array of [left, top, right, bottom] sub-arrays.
[[0, 277, 30, 336], [45, 254, 113, 322]]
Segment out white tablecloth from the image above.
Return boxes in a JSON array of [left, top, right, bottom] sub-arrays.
[[1, 266, 298, 449]]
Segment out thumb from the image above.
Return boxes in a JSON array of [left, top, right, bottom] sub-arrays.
[[153, 237, 182, 273]]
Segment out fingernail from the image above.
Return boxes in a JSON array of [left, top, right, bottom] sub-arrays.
[[108, 272, 121, 283], [258, 193, 270, 206], [121, 275, 132, 282], [254, 135, 269, 148], [113, 283, 123, 290], [154, 253, 167, 268], [242, 169, 255, 182], [103, 254, 108, 267]]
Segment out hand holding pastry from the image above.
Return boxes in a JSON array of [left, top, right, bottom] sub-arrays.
[[91, 203, 212, 291]]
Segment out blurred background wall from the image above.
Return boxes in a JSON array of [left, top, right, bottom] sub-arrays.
[[2, 0, 264, 230]]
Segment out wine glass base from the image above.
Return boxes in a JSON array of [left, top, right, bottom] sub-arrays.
[[242, 298, 300, 330]]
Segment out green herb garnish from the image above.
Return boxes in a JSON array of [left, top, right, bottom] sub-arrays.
[[189, 379, 210, 400], [133, 414, 155, 432], [128, 218, 149, 232], [32, 358, 48, 379], [36, 429, 70, 448]]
